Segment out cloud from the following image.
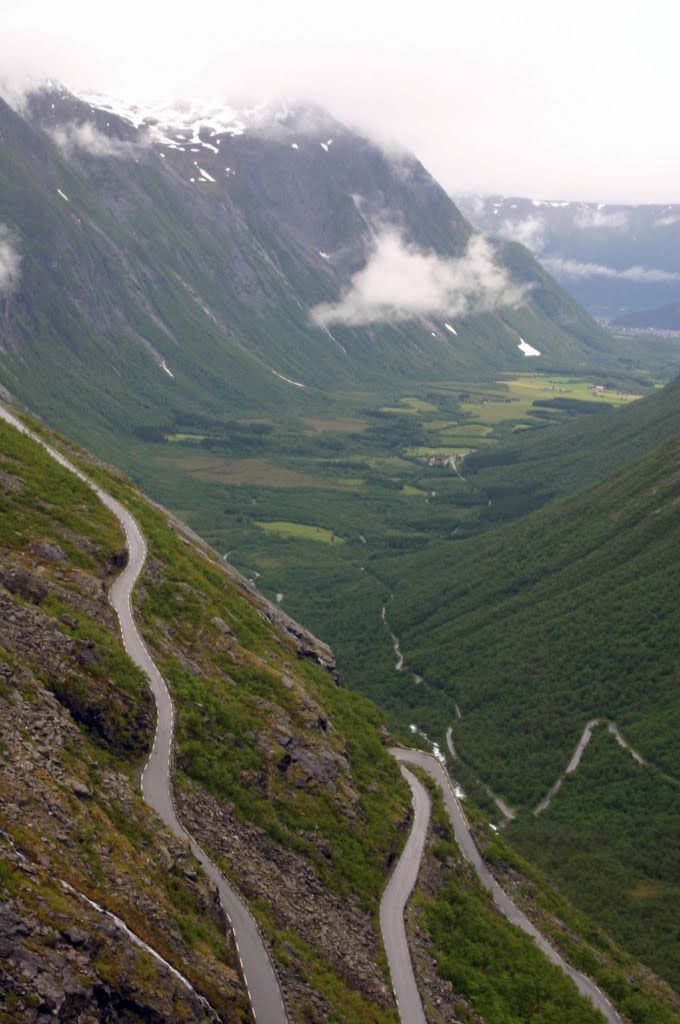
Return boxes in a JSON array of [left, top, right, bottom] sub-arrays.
[[311, 229, 527, 327], [0, 224, 21, 296], [574, 208, 628, 230], [655, 214, 680, 227], [543, 256, 680, 283], [497, 215, 545, 252], [51, 122, 138, 158]]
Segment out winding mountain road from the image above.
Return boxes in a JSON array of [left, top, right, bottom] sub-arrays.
[[2, 402, 634, 1024], [389, 747, 623, 1024], [534, 717, 678, 815], [0, 404, 288, 1024]]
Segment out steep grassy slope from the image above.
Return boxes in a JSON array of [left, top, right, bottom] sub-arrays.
[[386, 434, 680, 790], [0, 413, 411, 1023], [0, 422, 249, 1022], [4, 409, 680, 1022], [378, 433, 680, 985], [510, 729, 680, 991]]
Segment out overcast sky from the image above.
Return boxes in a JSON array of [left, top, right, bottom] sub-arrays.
[[3, 0, 678, 203]]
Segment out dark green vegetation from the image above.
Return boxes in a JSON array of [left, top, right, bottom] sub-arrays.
[[376, 425, 680, 987], [2, 79, 680, 1019], [412, 772, 680, 1024], [5, 404, 679, 1023], [384, 432, 680, 796], [511, 729, 680, 989], [152, 373, 648, 723], [102, 468, 407, 910], [414, 780, 603, 1024], [152, 368, 680, 997], [462, 375, 680, 520]]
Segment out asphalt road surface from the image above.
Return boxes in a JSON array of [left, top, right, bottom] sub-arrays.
[[0, 404, 288, 1024], [391, 748, 624, 1024], [380, 766, 430, 1024]]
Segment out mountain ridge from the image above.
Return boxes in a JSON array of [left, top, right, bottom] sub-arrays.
[[0, 84, 619, 466], [458, 193, 680, 319]]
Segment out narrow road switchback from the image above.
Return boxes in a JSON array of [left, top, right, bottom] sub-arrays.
[[389, 747, 624, 1024]]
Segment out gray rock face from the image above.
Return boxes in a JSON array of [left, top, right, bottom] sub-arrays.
[[1, 567, 48, 604], [30, 540, 68, 563], [76, 639, 104, 669], [211, 615, 233, 636], [277, 736, 340, 789], [0, 635, 246, 1024]]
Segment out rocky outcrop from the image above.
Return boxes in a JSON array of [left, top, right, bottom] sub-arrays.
[[177, 780, 392, 1021], [0, 514, 249, 1023], [0, 416, 409, 1024], [0, 846, 230, 1024], [30, 539, 68, 563], [0, 583, 153, 757], [0, 656, 248, 1024], [259, 602, 340, 684], [1, 566, 48, 604]]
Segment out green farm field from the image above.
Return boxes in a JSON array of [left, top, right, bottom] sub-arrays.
[[255, 521, 345, 544]]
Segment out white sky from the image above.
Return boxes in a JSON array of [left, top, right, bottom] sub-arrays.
[[2, 0, 679, 203]]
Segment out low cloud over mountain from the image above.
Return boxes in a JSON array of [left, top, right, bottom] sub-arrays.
[[311, 230, 527, 327], [0, 224, 21, 296], [51, 122, 140, 158], [542, 257, 680, 283]]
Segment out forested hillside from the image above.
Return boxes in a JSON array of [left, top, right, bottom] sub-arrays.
[[379, 431, 680, 984], [385, 432, 680, 792]]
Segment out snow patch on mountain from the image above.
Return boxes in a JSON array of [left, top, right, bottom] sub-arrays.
[[271, 369, 306, 388], [517, 337, 541, 357], [75, 91, 252, 148]]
